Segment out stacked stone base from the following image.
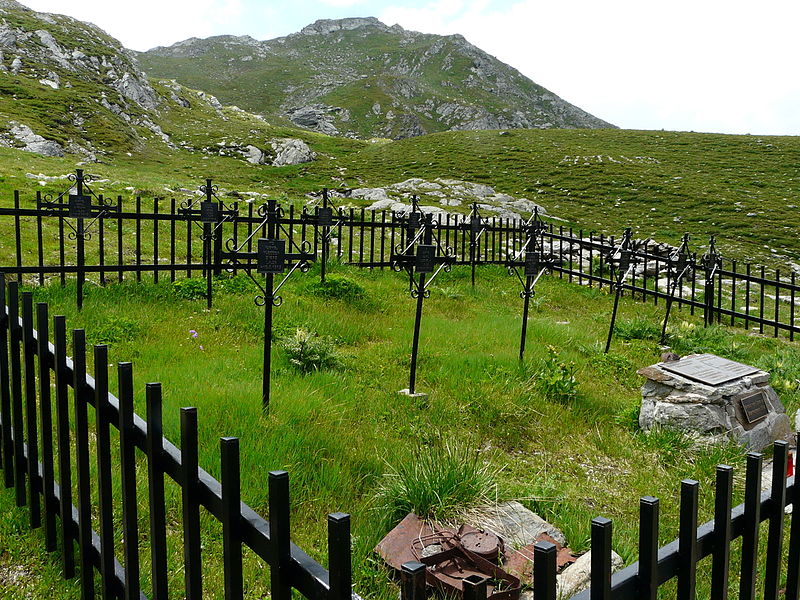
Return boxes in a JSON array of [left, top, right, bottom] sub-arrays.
[[638, 362, 791, 451]]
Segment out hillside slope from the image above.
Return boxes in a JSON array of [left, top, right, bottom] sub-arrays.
[[139, 17, 613, 140], [0, 0, 364, 167]]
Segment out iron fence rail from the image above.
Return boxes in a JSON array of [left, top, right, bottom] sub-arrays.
[[2, 188, 798, 338]]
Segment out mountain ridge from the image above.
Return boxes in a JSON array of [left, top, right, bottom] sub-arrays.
[[138, 17, 614, 139]]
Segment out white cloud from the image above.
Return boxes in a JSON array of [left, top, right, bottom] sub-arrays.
[[318, 0, 366, 7], [380, 0, 800, 135], [22, 0, 246, 51]]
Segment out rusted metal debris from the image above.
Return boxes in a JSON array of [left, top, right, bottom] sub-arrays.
[[376, 513, 579, 598]]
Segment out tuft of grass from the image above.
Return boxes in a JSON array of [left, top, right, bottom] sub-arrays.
[[375, 440, 496, 525], [86, 315, 141, 345], [614, 317, 661, 341]]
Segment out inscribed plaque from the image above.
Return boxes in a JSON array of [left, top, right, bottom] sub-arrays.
[[415, 245, 435, 273], [257, 239, 285, 274], [661, 354, 760, 386], [68, 195, 92, 219]]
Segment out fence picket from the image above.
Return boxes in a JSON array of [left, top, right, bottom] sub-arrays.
[[21, 292, 40, 528], [72, 328, 95, 597], [94, 344, 115, 599], [221, 437, 243, 600], [146, 382, 168, 599], [53, 315, 75, 578], [765, 441, 788, 600], [678, 479, 699, 600], [118, 362, 140, 599], [181, 407, 202, 599], [8, 282, 25, 507], [0, 273, 10, 488], [36, 302, 57, 551]]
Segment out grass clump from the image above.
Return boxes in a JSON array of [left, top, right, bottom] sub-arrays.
[[86, 315, 140, 345], [535, 345, 579, 402], [375, 440, 496, 524], [303, 275, 366, 302], [281, 327, 341, 373]]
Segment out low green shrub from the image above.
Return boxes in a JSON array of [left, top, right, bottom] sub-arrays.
[[171, 277, 207, 300], [281, 327, 340, 373], [303, 275, 366, 302], [87, 316, 140, 345], [535, 345, 579, 402]]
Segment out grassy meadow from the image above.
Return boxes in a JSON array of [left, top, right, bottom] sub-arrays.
[[2, 126, 799, 267], [1, 262, 800, 598]]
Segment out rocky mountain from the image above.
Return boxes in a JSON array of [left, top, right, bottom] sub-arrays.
[[139, 17, 614, 140], [0, 0, 329, 165]]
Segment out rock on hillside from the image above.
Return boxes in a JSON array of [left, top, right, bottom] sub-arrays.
[[139, 17, 614, 140]]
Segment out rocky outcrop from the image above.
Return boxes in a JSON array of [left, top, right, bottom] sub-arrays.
[[341, 177, 548, 222], [287, 104, 341, 136], [270, 138, 315, 166], [0, 3, 159, 114], [7, 121, 64, 156]]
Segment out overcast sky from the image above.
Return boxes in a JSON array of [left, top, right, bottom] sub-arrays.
[[20, 0, 800, 136]]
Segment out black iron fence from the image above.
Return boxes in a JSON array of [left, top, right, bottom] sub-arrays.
[[0, 272, 353, 599], [1, 180, 798, 340], [3, 270, 800, 598]]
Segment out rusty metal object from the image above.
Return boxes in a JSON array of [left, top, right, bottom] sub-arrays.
[[376, 514, 520, 600], [503, 534, 578, 585]]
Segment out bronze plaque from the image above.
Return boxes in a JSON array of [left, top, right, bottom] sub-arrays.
[[740, 391, 769, 424], [661, 354, 760, 386]]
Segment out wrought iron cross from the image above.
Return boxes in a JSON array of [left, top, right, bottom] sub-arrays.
[[660, 233, 694, 343], [36, 169, 118, 309], [222, 198, 314, 411], [390, 205, 456, 396], [506, 208, 557, 361], [178, 178, 238, 308], [604, 227, 636, 353], [701, 235, 723, 327]]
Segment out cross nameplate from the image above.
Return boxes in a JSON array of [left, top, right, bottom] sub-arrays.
[[470, 215, 482, 235], [258, 239, 286, 274], [524, 251, 542, 277], [200, 201, 220, 223], [415, 245, 436, 273], [68, 194, 92, 219], [407, 212, 421, 229], [317, 207, 334, 227]]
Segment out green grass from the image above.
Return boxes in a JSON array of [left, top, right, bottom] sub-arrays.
[[1, 264, 798, 598]]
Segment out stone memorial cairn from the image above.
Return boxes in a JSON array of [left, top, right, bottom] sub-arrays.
[[638, 353, 791, 450]]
